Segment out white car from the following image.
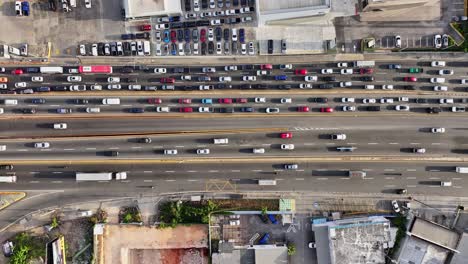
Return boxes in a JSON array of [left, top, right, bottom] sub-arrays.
[[216, 42, 222, 54], [181, 75, 191, 81], [434, 34, 442, 48], [67, 76, 82, 82], [107, 84, 121, 89], [198, 107, 212, 113], [337, 62, 348, 68], [395, 105, 410, 111], [380, 98, 394, 104], [225, 65, 237, 71], [242, 76, 256, 81], [461, 79, 468, 84], [156, 107, 170, 112], [363, 98, 376, 104], [280, 98, 292, 104], [154, 68, 166, 74], [219, 76, 232, 82], [431, 61, 446, 67], [439, 98, 454, 104], [395, 35, 401, 48], [90, 84, 102, 90], [431, 77, 445, 83], [342, 105, 356, 112], [185, 13, 197, 19], [241, 43, 247, 55], [53, 123, 67, 130], [265, 108, 280, 113], [79, 45, 86, 56], [304, 76, 318, 82], [15, 1, 22, 16], [391, 200, 401, 213], [34, 142, 50, 149], [439, 69, 454, 75], [254, 97, 266, 103], [399, 97, 409, 102], [382, 85, 394, 90], [209, 0, 215, 8], [281, 144, 295, 150], [340, 82, 352, 87], [164, 149, 178, 155], [15, 82, 27, 88], [431, 127, 445, 133], [193, 0, 200, 11], [413, 148, 426, 154], [341, 97, 355, 103], [31, 76, 43, 82], [210, 19, 221, 25], [0, 84, 7, 89], [208, 28, 214, 41], [321, 69, 333, 74], [299, 83, 312, 89], [248, 42, 255, 55], [340, 69, 353, 75], [197, 148, 210, 154], [202, 67, 216, 73], [84, 0, 91, 8], [107, 77, 120, 83], [332, 134, 347, 140], [252, 148, 265, 154], [434, 86, 448, 91], [155, 23, 169, 29]]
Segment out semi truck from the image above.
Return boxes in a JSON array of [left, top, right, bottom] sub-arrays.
[[258, 179, 277, 185], [353, 61, 375, 67], [456, 167, 468, 173], [76, 172, 127, 181]]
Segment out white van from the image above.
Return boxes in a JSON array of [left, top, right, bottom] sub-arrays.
[[0, 176, 17, 183], [365, 85, 375, 89], [69, 0, 76, 7], [456, 167, 468, 173], [86, 107, 100, 113], [102, 98, 120, 105], [193, 43, 199, 55], [143, 41, 151, 56], [213, 138, 228, 144], [0, 145, 6, 151], [253, 148, 265, 154], [3, 99, 17, 105], [441, 181, 452, 187]]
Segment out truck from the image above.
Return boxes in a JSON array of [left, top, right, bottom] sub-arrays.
[[76, 172, 127, 181], [456, 167, 468, 173], [348, 171, 366, 178], [0, 175, 17, 183], [258, 179, 276, 185], [353, 61, 375, 67], [40, 66, 63, 74]]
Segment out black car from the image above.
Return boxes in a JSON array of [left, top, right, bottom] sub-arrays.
[[268, 39, 274, 54], [22, 108, 36, 114], [0, 165, 13, 170], [196, 20, 210, 27], [427, 107, 441, 114], [126, 77, 138, 83], [202, 0, 208, 8], [53, 86, 68, 91], [278, 84, 291, 90], [416, 98, 428, 103], [184, 21, 198, 28], [173, 67, 185, 73], [106, 151, 119, 156], [322, 76, 336, 82], [138, 138, 152, 143], [120, 67, 134, 73], [241, 0, 247, 6], [184, 28, 191, 42], [73, 99, 89, 104], [219, 108, 234, 113], [177, 29, 184, 42], [216, 84, 232, 89], [198, 76, 211, 82], [170, 22, 183, 29], [201, 42, 207, 55], [110, 42, 117, 56], [135, 32, 150, 39], [253, 84, 267, 89], [128, 108, 144, 113], [184, 0, 191, 11], [25, 67, 40, 73], [366, 106, 381, 111], [223, 28, 230, 41], [31, 98, 46, 104], [312, 97, 328, 103], [319, 83, 334, 89], [208, 41, 214, 54], [121, 33, 136, 40], [403, 85, 415, 90], [240, 84, 252, 89], [233, 0, 239, 6], [183, 86, 194, 91], [97, 43, 105, 56], [192, 29, 199, 42], [215, 27, 222, 41], [258, 214, 269, 224], [123, 42, 131, 56], [240, 107, 254, 112], [241, 64, 255, 70], [361, 76, 374, 82]]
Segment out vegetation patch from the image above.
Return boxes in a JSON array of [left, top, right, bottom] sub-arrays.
[[9, 232, 47, 264], [388, 215, 408, 257], [119, 206, 142, 224]]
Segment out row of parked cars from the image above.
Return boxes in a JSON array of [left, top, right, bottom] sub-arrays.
[[78, 41, 151, 56], [184, 0, 255, 12]]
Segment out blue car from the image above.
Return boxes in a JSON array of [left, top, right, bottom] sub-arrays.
[[163, 30, 170, 43], [128, 108, 144, 113], [239, 28, 245, 43], [258, 233, 270, 245], [268, 215, 278, 224], [184, 28, 191, 42], [21, 1, 29, 16], [201, 98, 213, 104], [274, 75, 287, 81], [171, 43, 177, 55]]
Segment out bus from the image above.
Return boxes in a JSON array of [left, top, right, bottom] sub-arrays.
[[40, 66, 63, 74], [78, 65, 113, 74]]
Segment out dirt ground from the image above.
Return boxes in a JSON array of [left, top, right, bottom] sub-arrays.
[[129, 248, 208, 264], [60, 219, 94, 263]]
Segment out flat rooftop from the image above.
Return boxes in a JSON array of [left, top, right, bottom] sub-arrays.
[[410, 218, 459, 249], [398, 236, 449, 264], [259, 0, 327, 12], [123, 0, 182, 18], [361, 0, 440, 22]]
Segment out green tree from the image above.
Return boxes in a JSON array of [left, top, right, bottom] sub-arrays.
[[123, 213, 133, 223], [10, 245, 29, 264], [50, 216, 60, 228], [287, 243, 296, 256]]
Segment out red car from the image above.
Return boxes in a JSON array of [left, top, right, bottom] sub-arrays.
[[359, 68, 374, 74], [320, 107, 334, 113], [178, 98, 192, 104], [280, 132, 293, 139], [179, 107, 193, 112], [12, 69, 23, 75], [404, 76, 417, 82], [236, 98, 248, 103], [170, 30, 177, 43], [297, 106, 310, 112], [260, 64, 273, 70], [160, 77, 175, 83], [295, 69, 308, 75], [148, 98, 162, 104], [140, 24, 152, 31], [200, 29, 206, 42], [218, 98, 232, 104]]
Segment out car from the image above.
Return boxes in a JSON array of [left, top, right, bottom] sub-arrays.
[[304, 76, 318, 82], [266, 108, 279, 113], [342, 105, 356, 112], [320, 107, 333, 113], [70, 85, 87, 91], [434, 86, 448, 91], [403, 76, 417, 82], [442, 34, 449, 47], [331, 134, 347, 140], [431, 61, 446, 67], [340, 69, 353, 75], [280, 98, 292, 104], [321, 69, 333, 74], [427, 107, 442, 114], [361, 76, 374, 82], [336, 146, 356, 152], [219, 98, 233, 104], [197, 148, 210, 154], [439, 98, 454, 104], [439, 69, 454, 75], [155, 23, 169, 29], [413, 148, 426, 154], [452, 106, 466, 112], [395, 105, 410, 111], [156, 106, 170, 112], [274, 75, 287, 81], [300, 83, 313, 89], [34, 142, 50, 148], [153, 68, 167, 74], [391, 200, 401, 213], [160, 77, 175, 84], [252, 148, 265, 154], [12, 69, 23, 75], [164, 149, 178, 155], [297, 106, 309, 112], [308, 242, 317, 249], [395, 35, 401, 48], [72, 99, 89, 104], [202, 67, 216, 73], [248, 42, 255, 55], [359, 68, 374, 74], [431, 77, 445, 83], [434, 34, 442, 48], [382, 85, 393, 90], [198, 107, 213, 113], [284, 164, 298, 170], [280, 132, 293, 139], [311, 97, 328, 103], [67, 76, 81, 82], [179, 107, 193, 112], [199, 85, 214, 90], [295, 69, 307, 75], [254, 97, 266, 103], [56, 108, 72, 114], [416, 98, 428, 104], [140, 24, 152, 31], [431, 127, 445, 133], [219, 76, 232, 82], [107, 77, 120, 83], [0, 165, 13, 170], [107, 84, 121, 90], [380, 98, 394, 104], [409, 68, 423, 73], [22, 108, 36, 114], [31, 98, 46, 104], [388, 64, 402, 69], [15, 82, 27, 88], [90, 84, 102, 90], [281, 144, 294, 150], [179, 98, 192, 104], [53, 123, 67, 130], [341, 97, 355, 103], [242, 76, 256, 81]]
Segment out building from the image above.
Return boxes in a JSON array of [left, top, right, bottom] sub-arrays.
[[312, 216, 393, 264], [122, 0, 182, 20], [360, 0, 440, 22], [257, 0, 331, 25]]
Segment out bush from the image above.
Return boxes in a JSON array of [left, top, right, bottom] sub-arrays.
[[9, 233, 46, 264], [287, 243, 296, 256], [159, 200, 219, 226], [388, 216, 408, 256], [120, 207, 142, 223]]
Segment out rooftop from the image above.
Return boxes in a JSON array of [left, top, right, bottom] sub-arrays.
[[398, 236, 449, 264], [123, 0, 182, 19], [410, 218, 459, 250], [451, 233, 468, 264]]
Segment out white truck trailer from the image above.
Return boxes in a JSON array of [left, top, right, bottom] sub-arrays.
[[76, 172, 127, 181]]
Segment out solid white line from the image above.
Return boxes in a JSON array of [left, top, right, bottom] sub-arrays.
[[262, 143, 271, 146], [197, 145, 207, 148], [429, 186, 440, 188], [362, 169, 373, 171], [274, 169, 284, 172], [385, 185, 396, 188], [40, 149, 51, 151], [165, 171, 175, 173], [131, 147, 142, 149], [64, 148, 75, 151], [317, 178, 328, 180], [30, 172, 39, 174], [339, 177, 350, 180], [406, 169, 417, 172], [384, 169, 395, 171], [316, 169, 328, 171], [348, 142, 357, 145], [143, 171, 152, 173], [144, 180, 153, 182], [296, 169, 305, 172], [429, 177, 440, 180], [86, 148, 96, 150], [239, 144, 250, 147], [295, 178, 305, 180], [187, 170, 197, 173], [29, 181, 39, 183]]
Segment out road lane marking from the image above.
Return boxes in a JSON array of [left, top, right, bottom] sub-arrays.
[[429, 186, 440, 188], [295, 178, 305, 180], [406, 177, 417, 179], [86, 148, 96, 150], [40, 149, 51, 151], [231, 178, 240, 181], [231, 170, 240, 172], [187, 179, 198, 182], [64, 148, 75, 151], [109, 147, 119, 150], [52, 172, 62, 174], [252, 170, 263, 172], [297, 169, 305, 172], [429, 169, 440, 172], [197, 145, 207, 148], [385, 185, 396, 188], [209, 170, 219, 172], [17, 149, 28, 152], [385, 177, 395, 180], [429, 177, 440, 179], [384, 169, 395, 171], [29, 181, 39, 183], [340, 177, 350, 180], [274, 169, 284, 172], [348, 142, 357, 145], [363, 169, 373, 171], [431, 143, 441, 145], [389, 143, 399, 145], [30, 172, 39, 174], [143, 180, 153, 182], [368, 143, 378, 145], [165, 179, 176, 182], [304, 143, 315, 146], [175, 145, 185, 148], [453, 178, 462, 180], [165, 171, 175, 173], [51, 181, 62, 183], [363, 177, 374, 180], [406, 169, 417, 171], [407, 185, 417, 188], [316, 169, 328, 171], [187, 170, 197, 173], [317, 178, 328, 180], [131, 147, 142, 149], [262, 144, 271, 146], [143, 171, 152, 173], [454, 186, 462, 188], [410, 142, 420, 145]]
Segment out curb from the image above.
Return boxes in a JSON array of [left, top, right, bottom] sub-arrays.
[[0, 192, 26, 210]]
